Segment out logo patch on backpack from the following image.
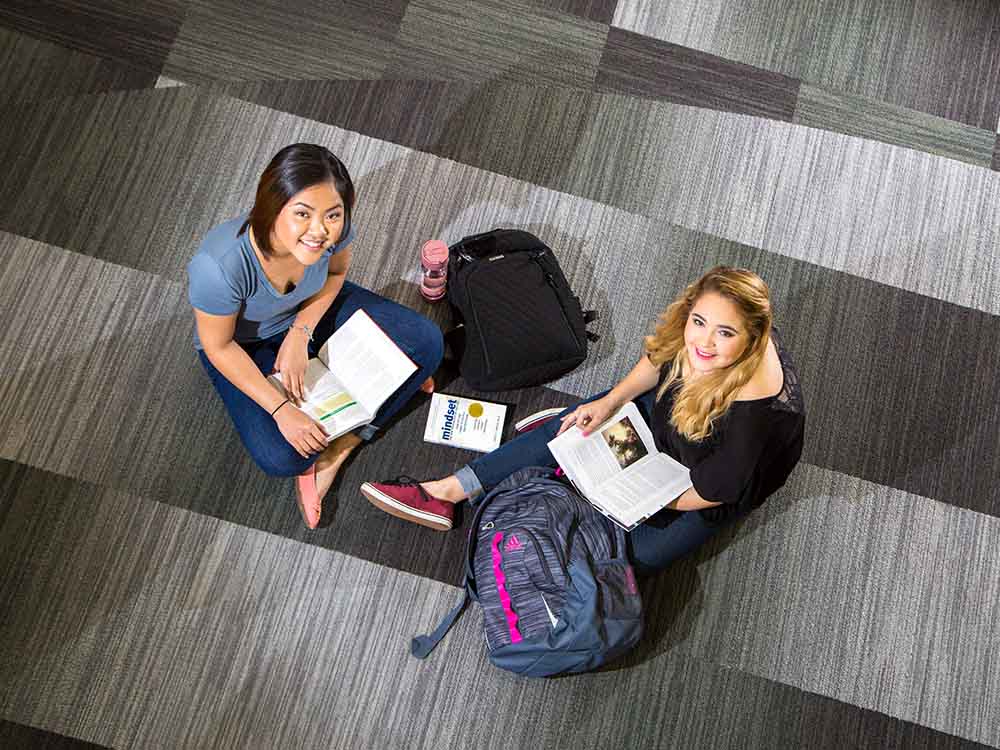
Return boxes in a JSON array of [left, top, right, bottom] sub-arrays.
[[504, 534, 524, 553]]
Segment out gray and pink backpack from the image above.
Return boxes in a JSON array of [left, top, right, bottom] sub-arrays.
[[411, 466, 643, 677]]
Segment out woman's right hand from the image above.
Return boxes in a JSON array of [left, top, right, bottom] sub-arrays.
[[557, 395, 623, 437], [273, 402, 330, 457]]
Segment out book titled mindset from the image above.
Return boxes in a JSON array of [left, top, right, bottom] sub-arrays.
[[423, 393, 507, 452]]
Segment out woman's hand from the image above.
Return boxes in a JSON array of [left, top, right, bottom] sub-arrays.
[[274, 329, 310, 404], [273, 402, 330, 458], [557, 395, 623, 437]]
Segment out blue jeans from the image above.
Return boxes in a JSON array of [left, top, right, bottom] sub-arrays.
[[455, 389, 745, 574], [199, 281, 444, 477]]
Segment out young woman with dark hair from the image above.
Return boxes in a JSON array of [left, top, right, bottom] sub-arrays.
[[361, 267, 805, 573], [188, 143, 443, 529]]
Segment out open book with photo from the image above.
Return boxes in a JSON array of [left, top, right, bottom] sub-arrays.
[[268, 309, 417, 440], [547, 401, 693, 530]]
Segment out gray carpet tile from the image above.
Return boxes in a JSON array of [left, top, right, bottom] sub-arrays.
[[653, 463, 1000, 747], [794, 84, 998, 169], [162, 0, 408, 84], [0, 27, 154, 105], [595, 26, 799, 121], [612, 0, 1000, 131], [2, 460, 995, 750], [524, 0, 618, 25], [0, 0, 185, 76], [647, 106, 1000, 317], [386, 0, 608, 88], [993, 134, 1000, 171], [0, 721, 112, 750]]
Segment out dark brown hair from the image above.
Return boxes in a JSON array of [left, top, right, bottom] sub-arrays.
[[240, 143, 355, 256]]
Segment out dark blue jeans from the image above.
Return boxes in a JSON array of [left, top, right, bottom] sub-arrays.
[[455, 389, 745, 574], [199, 281, 444, 477]]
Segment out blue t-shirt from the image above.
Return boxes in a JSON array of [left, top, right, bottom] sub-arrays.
[[187, 215, 355, 349]]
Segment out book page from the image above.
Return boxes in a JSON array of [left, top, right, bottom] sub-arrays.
[[320, 309, 418, 416], [268, 361, 372, 438], [547, 402, 657, 495], [593, 453, 692, 530]]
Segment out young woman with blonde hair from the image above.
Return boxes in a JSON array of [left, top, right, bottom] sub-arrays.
[[361, 266, 804, 572]]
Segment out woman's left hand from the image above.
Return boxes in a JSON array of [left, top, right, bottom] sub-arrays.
[[274, 329, 310, 404]]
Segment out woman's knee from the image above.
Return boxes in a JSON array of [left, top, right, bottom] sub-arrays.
[[410, 315, 444, 372]]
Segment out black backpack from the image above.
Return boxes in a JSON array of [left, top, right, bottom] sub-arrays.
[[446, 229, 598, 391]]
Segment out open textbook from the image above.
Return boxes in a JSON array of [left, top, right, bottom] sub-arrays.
[[268, 309, 417, 439], [547, 401, 693, 530]]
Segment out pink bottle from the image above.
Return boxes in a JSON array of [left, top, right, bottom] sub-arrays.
[[419, 240, 449, 302]]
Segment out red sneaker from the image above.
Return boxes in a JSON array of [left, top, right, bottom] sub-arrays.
[[360, 477, 454, 531]]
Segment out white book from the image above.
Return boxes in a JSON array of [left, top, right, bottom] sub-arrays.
[[268, 309, 417, 439], [423, 393, 507, 453], [547, 401, 692, 530]]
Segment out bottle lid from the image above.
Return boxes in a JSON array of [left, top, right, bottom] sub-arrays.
[[420, 240, 449, 268]]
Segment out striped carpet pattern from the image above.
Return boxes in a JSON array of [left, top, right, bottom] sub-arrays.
[[1, 2, 999, 748]]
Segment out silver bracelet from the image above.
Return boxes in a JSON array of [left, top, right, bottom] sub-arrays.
[[293, 323, 314, 342]]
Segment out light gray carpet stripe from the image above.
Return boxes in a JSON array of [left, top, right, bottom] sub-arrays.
[[649, 105, 1000, 316]]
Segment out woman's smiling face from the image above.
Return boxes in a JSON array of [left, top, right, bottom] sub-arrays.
[[684, 291, 749, 375], [269, 182, 346, 265]]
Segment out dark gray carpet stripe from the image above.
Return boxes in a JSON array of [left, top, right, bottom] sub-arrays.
[[794, 84, 997, 170], [525, 0, 617, 25], [595, 26, 799, 121], [162, 0, 408, 83], [0, 27, 155, 105], [0, 721, 111, 750], [0, 88, 278, 277], [0, 0, 185, 76], [386, 0, 608, 88], [993, 134, 1000, 171]]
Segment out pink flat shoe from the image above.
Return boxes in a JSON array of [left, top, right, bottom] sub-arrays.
[[295, 464, 322, 529]]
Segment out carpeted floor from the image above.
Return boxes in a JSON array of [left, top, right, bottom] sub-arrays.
[[1, 2, 999, 749]]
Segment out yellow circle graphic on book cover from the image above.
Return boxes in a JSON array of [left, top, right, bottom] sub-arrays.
[[467, 402, 484, 418]]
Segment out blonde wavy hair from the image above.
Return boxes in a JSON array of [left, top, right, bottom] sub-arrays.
[[645, 266, 773, 441]]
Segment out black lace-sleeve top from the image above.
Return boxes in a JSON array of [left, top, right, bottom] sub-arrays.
[[650, 329, 806, 525]]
